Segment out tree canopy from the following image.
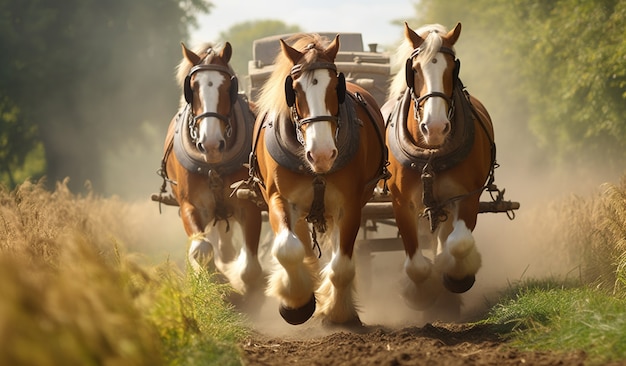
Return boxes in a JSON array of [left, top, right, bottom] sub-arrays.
[[2, 1, 624, 196], [217, 20, 301, 77], [0, 0, 211, 194], [406, 0, 626, 169]]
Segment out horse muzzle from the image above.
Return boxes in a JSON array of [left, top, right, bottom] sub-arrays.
[[420, 119, 451, 147]]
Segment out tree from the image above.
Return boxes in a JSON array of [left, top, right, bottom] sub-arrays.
[[217, 20, 301, 77], [0, 0, 212, 194], [407, 0, 626, 169]]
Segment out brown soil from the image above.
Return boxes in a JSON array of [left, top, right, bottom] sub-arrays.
[[238, 207, 595, 366], [241, 321, 587, 366]]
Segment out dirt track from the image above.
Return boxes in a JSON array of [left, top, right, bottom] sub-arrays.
[[241, 321, 587, 366], [238, 205, 591, 365]]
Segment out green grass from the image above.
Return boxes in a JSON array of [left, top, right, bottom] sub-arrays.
[[481, 279, 626, 364], [139, 263, 248, 366]]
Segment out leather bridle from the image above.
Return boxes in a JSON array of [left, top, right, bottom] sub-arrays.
[[285, 62, 346, 145], [406, 46, 458, 123], [184, 63, 238, 143]]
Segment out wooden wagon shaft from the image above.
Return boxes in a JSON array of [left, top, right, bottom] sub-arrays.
[[178, 188, 519, 218]]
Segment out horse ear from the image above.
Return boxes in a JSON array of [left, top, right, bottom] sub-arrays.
[[446, 22, 462, 46], [220, 42, 233, 64], [181, 42, 201, 65], [229, 76, 239, 105], [404, 22, 424, 49], [337, 72, 346, 104], [280, 39, 303, 65], [324, 35, 340, 61], [184, 75, 193, 104], [284, 75, 295, 107], [405, 58, 415, 90]]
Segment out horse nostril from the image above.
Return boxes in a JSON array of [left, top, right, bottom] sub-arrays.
[[443, 123, 450, 134], [196, 142, 206, 153], [420, 123, 428, 135], [218, 140, 225, 151], [330, 149, 337, 160], [306, 151, 314, 163]]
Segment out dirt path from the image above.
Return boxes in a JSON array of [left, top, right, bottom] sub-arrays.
[[241, 321, 587, 366], [239, 215, 591, 365]]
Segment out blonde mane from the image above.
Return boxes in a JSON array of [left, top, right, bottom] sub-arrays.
[[256, 33, 331, 120], [388, 24, 450, 101]]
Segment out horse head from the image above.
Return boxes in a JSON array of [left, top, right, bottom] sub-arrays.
[[280, 35, 346, 174], [180, 42, 239, 163], [404, 22, 461, 147]]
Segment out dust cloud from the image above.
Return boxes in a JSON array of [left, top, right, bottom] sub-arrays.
[[89, 28, 624, 336]]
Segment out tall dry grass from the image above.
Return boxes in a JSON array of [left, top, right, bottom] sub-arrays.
[[524, 174, 626, 296], [0, 179, 161, 364], [0, 179, 246, 365]]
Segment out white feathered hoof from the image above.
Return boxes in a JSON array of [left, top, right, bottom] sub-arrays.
[[279, 295, 316, 325], [443, 273, 475, 293]]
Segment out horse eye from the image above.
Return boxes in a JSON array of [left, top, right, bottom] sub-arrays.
[[208, 81, 213, 87], [432, 58, 438, 64], [312, 79, 318, 85]]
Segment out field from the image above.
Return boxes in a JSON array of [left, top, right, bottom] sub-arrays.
[[1, 175, 625, 365]]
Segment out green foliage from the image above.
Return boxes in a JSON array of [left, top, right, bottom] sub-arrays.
[[0, 0, 212, 193], [483, 284, 626, 364], [143, 265, 247, 366], [408, 0, 626, 168], [218, 20, 301, 77], [0, 96, 43, 186]]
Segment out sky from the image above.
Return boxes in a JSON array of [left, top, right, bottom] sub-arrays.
[[191, 0, 416, 51]]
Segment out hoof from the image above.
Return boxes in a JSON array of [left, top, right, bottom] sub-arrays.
[[443, 273, 475, 293], [279, 295, 316, 325]]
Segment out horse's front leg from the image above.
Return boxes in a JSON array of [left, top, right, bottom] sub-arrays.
[[435, 200, 481, 293], [223, 199, 265, 297], [180, 201, 215, 272], [266, 193, 319, 325], [316, 204, 361, 325], [392, 192, 443, 310]]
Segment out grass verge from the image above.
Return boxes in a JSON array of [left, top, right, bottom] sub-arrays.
[[481, 279, 626, 365]]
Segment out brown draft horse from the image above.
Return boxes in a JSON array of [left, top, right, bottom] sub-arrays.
[[249, 34, 388, 325], [156, 42, 263, 298], [383, 23, 495, 310]]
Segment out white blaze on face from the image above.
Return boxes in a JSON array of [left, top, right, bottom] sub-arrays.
[[301, 69, 337, 173], [196, 71, 226, 161], [420, 55, 450, 146]]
